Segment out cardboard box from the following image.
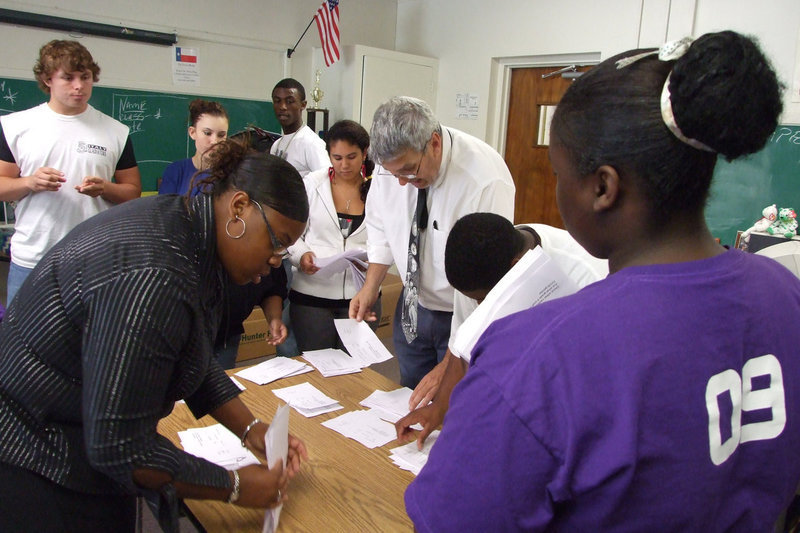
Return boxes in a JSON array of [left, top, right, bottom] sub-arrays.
[[236, 307, 277, 362], [376, 273, 403, 340]]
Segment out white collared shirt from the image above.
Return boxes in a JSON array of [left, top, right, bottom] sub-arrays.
[[269, 124, 328, 178], [366, 126, 515, 337]]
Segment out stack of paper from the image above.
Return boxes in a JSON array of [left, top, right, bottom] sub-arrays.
[[272, 382, 343, 417], [314, 249, 368, 290], [359, 387, 414, 424], [301, 348, 361, 377], [235, 357, 313, 385], [178, 424, 260, 470], [333, 319, 393, 368], [389, 430, 441, 475], [321, 409, 398, 449]]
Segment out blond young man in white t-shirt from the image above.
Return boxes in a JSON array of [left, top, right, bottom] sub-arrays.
[[0, 40, 141, 303]]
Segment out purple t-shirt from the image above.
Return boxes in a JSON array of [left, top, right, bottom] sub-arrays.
[[406, 250, 800, 531]]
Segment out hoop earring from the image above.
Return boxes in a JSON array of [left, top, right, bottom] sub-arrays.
[[225, 216, 246, 239], [328, 166, 335, 184]]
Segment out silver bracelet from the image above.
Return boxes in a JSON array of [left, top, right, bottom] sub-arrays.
[[227, 470, 240, 504], [240, 418, 262, 447]]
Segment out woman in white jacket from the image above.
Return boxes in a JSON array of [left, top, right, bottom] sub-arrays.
[[288, 120, 381, 351]]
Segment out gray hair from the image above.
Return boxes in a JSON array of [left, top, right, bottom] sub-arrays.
[[369, 96, 441, 164]]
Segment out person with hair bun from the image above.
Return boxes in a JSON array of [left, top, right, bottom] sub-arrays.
[[160, 102, 288, 371], [159, 98, 229, 195], [287, 119, 380, 351], [406, 31, 800, 531], [0, 139, 309, 532]]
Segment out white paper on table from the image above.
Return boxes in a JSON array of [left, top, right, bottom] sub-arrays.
[[235, 357, 313, 385], [301, 348, 362, 377], [262, 404, 290, 533], [333, 318, 393, 367], [292, 403, 344, 418], [178, 424, 260, 470], [314, 249, 368, 277], [321, 409, 398, 448], [230, 376, 246, 391], [389, 430, 441, 475], [451, 247, 579, 362], [272, 382, 343, 417], [359, 388, 414, 419]]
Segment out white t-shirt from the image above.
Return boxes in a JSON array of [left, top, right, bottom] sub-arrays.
[[1, 103, 130, 268], [366, 126, 515, 322], [269, 124, 328, 178], [451, 223, 609, 360]]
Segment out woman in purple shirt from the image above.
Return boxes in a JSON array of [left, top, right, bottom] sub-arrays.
[[406, 31, 800, 532]]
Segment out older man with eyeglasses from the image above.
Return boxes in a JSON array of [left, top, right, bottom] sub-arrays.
[[349, 96, 515, 389]]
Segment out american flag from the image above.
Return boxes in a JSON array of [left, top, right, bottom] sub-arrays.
[[314, 0, 340, 67]]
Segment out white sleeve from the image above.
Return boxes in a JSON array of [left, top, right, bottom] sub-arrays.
[[365, 174, 394, 266], [449, 290, 479, 361], [306, 138, 330, 174]]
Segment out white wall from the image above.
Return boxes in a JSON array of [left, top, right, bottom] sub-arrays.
[[395, 0, 800, 140], [0, 0, 397, 104], [2, 1, 797, 132]]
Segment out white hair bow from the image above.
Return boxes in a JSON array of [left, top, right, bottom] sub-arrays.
[[615, 37, 694, 69]]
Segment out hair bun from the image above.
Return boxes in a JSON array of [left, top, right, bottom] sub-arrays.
[[668, 31, 783, 161]]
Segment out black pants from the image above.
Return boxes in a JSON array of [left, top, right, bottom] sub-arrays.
[[0, 462, 136, 533]]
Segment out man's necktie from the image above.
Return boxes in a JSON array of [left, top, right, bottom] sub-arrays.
[[400, 187, 428, 344]]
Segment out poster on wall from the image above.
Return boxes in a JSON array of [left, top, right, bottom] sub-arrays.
[[456, 93, 478, 120], [173, 46, 200, 85]]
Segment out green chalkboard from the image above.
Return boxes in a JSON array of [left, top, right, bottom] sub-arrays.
[[706, 125, 800, 246], [0, 77, 280, 192]]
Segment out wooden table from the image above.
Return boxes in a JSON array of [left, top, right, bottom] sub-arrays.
[[158, 365, 415, 532]]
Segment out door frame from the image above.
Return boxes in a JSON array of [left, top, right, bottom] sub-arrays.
[[485, 52, 601, 155]]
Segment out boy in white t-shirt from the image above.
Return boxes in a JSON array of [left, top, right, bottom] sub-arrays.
[[0, 40, 141, 303]]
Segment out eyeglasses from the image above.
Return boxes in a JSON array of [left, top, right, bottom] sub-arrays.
[[376, 140, 429, 180], [250, 200, 290, 259]]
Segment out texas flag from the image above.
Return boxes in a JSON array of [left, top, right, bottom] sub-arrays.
[[175, 47, 197, 63]]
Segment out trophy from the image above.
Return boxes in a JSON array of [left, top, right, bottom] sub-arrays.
[[310, 69, 324, 109]]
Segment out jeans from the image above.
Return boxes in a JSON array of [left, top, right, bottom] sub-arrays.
[[215, 333, 242, 370], [7, 261, 34, 305], [276, 260, 300, 357], [391, 293, 452, 389]]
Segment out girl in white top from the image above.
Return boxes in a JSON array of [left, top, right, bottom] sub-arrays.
[[288, 120, 381, 351]]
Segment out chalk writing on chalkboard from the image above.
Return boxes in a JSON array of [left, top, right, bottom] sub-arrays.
[[769, 126, 800, 145], [0, 81, 18, 107], [113, 94, 185, 135]]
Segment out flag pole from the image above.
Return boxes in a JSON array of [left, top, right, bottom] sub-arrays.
[[287, 18, 315, 59]]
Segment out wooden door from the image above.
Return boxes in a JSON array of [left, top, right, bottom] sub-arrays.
[[504, 66, 591, 227]]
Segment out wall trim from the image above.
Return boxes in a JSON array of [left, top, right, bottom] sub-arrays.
[[486, 51, 601, 155]]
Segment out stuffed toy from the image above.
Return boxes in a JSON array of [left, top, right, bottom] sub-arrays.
[[741, 204, 778, 241], [767, 207, 798, 239]]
